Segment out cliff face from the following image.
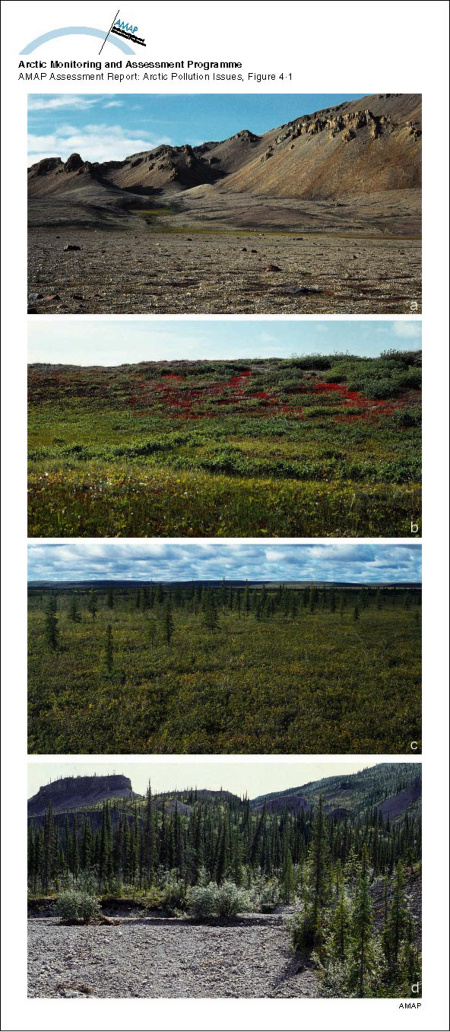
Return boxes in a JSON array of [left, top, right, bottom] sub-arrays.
[[28, 775, 134, 815]]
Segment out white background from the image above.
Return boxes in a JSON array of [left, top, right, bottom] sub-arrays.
[[1, 1, 449, 1029]]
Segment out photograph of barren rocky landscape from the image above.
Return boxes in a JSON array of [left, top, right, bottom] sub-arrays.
[[28, 320, 422, 538], [27, 93, 421, 315], [27, 542, 422, 755], [27, 760, 422, 999]]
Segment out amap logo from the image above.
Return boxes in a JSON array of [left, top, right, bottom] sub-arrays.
[[20, 10, 146, 56], [108, 11, 146, 49]]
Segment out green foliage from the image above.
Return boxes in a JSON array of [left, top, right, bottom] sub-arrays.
[[56, 888, 100, 923], [187, 881, 252, 920], [259, 878, 281, 913], [187, 883, 219, 920], [28, 583, 422, 754], [163, 879, 187, 915], [28, 355, 421, 537], [28, 765, 422, 997]]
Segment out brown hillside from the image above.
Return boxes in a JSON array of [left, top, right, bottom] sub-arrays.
[[28, 93, 421, 205]]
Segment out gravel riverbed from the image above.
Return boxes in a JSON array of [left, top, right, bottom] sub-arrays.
[[28, 913, 319, 998]]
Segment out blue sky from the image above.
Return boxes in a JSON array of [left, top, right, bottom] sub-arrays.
[[28, 319, 422, 365], [28, 542, 422, 585], [27, 93, 365, 164], [28, 760, 396, 801]]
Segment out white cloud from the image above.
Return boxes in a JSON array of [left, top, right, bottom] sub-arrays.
[[27, 124, 172, 164], [392, 322, 422, 340], [28, 96, 101, 112], [28, 542, 422, 585]]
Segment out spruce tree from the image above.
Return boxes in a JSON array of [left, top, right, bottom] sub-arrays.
[[88, 589, 98, 621], [105, 624, 114, 674], [328, 866, 351, 960], [44, 601, 59, 651], [282, 848, 295, 903], [382, 860, 409, 982], [348, 844, 375, 997], [163, 597, 174, 645], [69, 594, 81, 623]]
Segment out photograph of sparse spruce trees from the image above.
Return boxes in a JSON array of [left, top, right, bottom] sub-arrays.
[[27, 762, 422, 999], [28, 577, 422, 755]]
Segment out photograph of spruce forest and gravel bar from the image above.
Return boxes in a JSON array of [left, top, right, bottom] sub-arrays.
[[27, 542, 422, 756], [27, 760, 422, 999], [27, 320, 422, 538]]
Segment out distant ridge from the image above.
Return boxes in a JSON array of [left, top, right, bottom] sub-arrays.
[[28, 764, 422, 824], [27, 579, 422, 590]]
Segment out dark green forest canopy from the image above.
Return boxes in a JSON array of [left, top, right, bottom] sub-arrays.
[[28, 762, 422, 890]]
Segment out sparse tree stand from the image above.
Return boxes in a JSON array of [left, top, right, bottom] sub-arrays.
[[105, 624, 114, 674]]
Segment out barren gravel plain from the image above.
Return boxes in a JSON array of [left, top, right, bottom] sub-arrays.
[[28, 913, 318, 998], [27, 225, 421, 316]]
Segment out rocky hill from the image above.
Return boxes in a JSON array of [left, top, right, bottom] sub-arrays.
[[252, 763, 422, 819], [28, 93, 421, 208], [28, 774, 135, 816]]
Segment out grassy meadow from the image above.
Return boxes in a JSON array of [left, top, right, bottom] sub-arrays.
[[28, 352, 421, 538], [28, 582, 422, 755]]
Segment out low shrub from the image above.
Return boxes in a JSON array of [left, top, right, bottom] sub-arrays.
[[56, 889, 101, 923], [163, 880, 187, 914], [215, 882, 253, 917], [187, 880, 252, 920], [187, 883, 218, 920], [258, 879, 281, 913]]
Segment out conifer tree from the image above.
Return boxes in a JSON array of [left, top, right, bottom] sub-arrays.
[[69, 594, 81, 623], [382, 860, 409, 982], [88, 589, 98, 621], [163, 596, 174, 645], [348, 844, 375, 997], [105, 624, 114, 674], [308, 795, 331, 943], [107, 586, 114, 610], [282, 848, 295, 903], [328, 867, 351, 960], [44, 600, 59, 651], [204, 592, 219, 632]]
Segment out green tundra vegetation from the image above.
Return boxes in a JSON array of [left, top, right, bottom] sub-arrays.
[[28, 581, 422, 754], [27, 351, 421, 538], [28, 763, 422, 998]]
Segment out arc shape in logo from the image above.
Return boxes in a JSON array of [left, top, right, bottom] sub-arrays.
[[20, 26, 135, 55]]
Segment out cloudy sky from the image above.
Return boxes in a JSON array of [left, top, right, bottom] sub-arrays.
[[28, 759, 413, 800], [28, 542, 422, 585], [27, 93, 364, 164], [28, 318, 422, 366]]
